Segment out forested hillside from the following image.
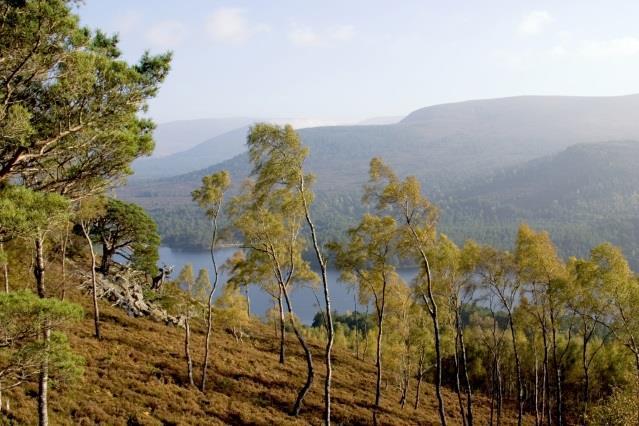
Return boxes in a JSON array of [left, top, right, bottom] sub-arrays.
[[132, 94, 639, 184], [441, 141, 639, 261], [121, 132, 639, 265], [4, 2, 639, 426]]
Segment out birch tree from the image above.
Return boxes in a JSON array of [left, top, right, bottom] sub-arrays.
[[589, 243, 639, 424], [430, 236, 479, 426], [229, 178, 318, 415], [331, 213, 401, 425], [364, 157, 447, 425], [75, 196, 106, 340], [246, 123, 334, 423], [192, 170, 231, 391], [516, 224, 571, 426], [475, 245, 524, 426]]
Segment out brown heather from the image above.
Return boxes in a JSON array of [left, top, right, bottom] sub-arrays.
[[2, 258, 528, 425]]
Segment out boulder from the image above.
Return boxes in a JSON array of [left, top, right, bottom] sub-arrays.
[[77, 263, 184, 327]]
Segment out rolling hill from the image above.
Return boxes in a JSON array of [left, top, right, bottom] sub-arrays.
[[146, 117, 255, 158], [132, 127, 251, 180], [440, 141, 639, 260], [119, 94, 639, 263], [4, 259, 523, 425]]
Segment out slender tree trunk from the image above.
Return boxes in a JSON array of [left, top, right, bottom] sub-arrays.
[[453, 335, 467, 426], [278, 291, 286, 364], [38, 325, 50, 426], [1, 242, 8, 293], [457, 312, 473, 426], [399, 363, 409, 409], [300, 181, 333, 425], [550, 313, 563, 426], [402, 339, 411, 409], [534, 348, 540, 426], [34, 236, 46, 298], [582, 326, 589, 424], [33, 239, 50, 426], [245, 286, 251, 317], [281, 284, 314, 416], [185, 317, 194, 386], [542, 326, 551, 426], [354, 295, 359, 360], [496, 358, 503, 426], [431, 309, 446, 425], [363, 305, 370, 359], [506, 310, 523, 426], [373, 312, 384, 426], [82, 223, 101, 339], [200, 213, 220, 392], [60, 222, 69, 300], [200, 293, 214, 391], [490, 354, 495, 426], [414, 347, 425, 410], [409, 225, 446, 426]]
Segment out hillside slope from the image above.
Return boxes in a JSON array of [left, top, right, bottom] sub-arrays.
[[132, 127, 251, 180], [120, 140, 639, 270], [3, 286, 525, 425], [131, 94, 639, 185], [441, 141, 639, 260], [120, 95, 639, 260], [147, 118, 255, 158]]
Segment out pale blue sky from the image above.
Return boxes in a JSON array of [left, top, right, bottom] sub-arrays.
[[77, 1, 639, 123]]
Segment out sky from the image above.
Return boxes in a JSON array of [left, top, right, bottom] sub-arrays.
[[77, 1, 639, 124]]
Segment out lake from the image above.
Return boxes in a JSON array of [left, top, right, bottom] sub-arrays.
[[159, 246, 419, 324]]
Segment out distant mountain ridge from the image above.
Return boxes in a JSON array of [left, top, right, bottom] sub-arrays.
[[440, 141, 639, 260], [120, 94, 639, 263], [134, 116, 400, 179], [149, 117, 255, 158], [133, 127, 250, 180]]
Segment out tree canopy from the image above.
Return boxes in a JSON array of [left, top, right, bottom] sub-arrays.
[[0, 0, 171, 196], [91, 198, 160, 275]]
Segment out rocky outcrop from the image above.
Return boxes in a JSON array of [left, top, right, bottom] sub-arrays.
[[76, 262, 184, 327]]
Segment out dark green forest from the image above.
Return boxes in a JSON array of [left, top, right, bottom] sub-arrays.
[[124, 141, 639, 267]]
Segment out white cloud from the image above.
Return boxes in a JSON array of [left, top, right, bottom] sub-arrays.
[[288, 26, 321, 46], [145, 20, 187, 48], [579, 37, 639, 58], [205, 7, 268, 43], [112, 11, 141, 35], [288, 24, 356, 47], [518, 10, 553, 35]]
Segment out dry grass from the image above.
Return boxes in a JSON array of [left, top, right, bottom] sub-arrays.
[[3, 275, 530, 425]]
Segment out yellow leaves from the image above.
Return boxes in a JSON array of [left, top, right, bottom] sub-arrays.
[[246, 123, 308, 197], [191, 171, 231, 219], [515, 223, 566, 283], [214, 284, 250, 333]]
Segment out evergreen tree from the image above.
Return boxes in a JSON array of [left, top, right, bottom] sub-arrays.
[[91, 198, 160, 275]]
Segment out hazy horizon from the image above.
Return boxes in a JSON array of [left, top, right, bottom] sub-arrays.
[[77, 1, 639, 124]]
